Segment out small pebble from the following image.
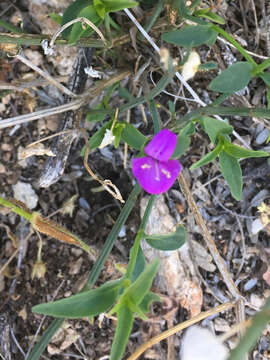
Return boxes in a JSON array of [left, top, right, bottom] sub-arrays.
[[256, 128, 269, 145], [244, 278, 257, 291]]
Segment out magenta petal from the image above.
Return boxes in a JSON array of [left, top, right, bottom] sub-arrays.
[[132, 156, 182, 194], [144, 129, 177, 161]]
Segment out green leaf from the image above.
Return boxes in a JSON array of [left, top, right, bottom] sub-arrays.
[[118, 86, 135, 101], [172, 135, 190, 158], [144, 225, 186, 251], [131, 245, 146, 282], [162, 25, 217, 48], [121, 123, 147, 150], [209, 62, 253, 93], [228, 296, 270, 360], [49, 13, 62, 24], [190, 143, 222, 170], [194, 8, 225, 25], [124, 259, 159, 307], [113, 123, 125, 148], [93, 0, 106, 19], [88, 120, 113, 150], [260, 72, 270, 86], [219, 151, 242, 201], [110, 306, 134, 360], [202, 117, 233, 144], [86, 105, 106, 122], [172, 122, 195, 158], [223, 140, 269, 159], [102, 0, 138, 12], [32, 279, 123, 318], [179, 121, 196, 137], [61, 0, 92, 39], [68, 5, 101, 44]]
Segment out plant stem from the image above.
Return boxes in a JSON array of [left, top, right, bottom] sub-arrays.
[[252, 58, 270, 75], [84, 183, 142, 290], [0, 196, 32, 222], [0, 32, 104, 48], [126, 195, 156, 279], [211, 24, 257, 67], [177, 105, 270, 125]]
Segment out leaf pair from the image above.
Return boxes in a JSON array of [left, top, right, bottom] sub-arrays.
[[190, 117, 269, 200], [32, 259, 160, 360]]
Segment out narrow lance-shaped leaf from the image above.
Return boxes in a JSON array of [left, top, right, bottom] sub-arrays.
[[190, 143, 222, 170], [32, 279, 123, 318], [110, 305, 134, 360], [223, 140, 269, 159], [143, 225, 186, 251], [110, 259, 159, 317], [219, 150, 242, 201], [123, 259, 159, 307]]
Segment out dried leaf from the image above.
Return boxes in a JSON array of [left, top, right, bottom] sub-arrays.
[[20, 143, 56, 159]]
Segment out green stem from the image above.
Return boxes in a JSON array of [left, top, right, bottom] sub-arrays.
[[104, 13, 112, 45], [177, 105, 270, 125], [149, 100, 161, 134], [126, 195, 156, 279], [142, 0, 165, 35], [0, 196, 33, 222], [211, 24, 257, 67], [83, 183, 141, 290], [253, 58, 270, 75], [0, 32, 105, 48]]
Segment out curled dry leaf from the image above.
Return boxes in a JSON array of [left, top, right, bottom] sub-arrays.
[[19, 143, 56, 159]]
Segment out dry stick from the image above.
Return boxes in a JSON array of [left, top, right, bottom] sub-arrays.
[[178, 173, 241, 298], [0, 99, 82, 129], [15, 54, 76, 98], [0, 76, 68, 92], [0, 248, 19, 276], [178, 173, 247, 338], [0, 70, 131, 129], [127, 302, 234, 360]]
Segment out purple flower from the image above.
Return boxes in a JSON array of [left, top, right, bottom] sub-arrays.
[[132, 129, 182, 194]]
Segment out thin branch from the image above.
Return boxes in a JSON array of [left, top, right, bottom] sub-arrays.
[[127, 302, 234, 360], [178, 172, 241, 299], [15, 53, 76, 98]]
